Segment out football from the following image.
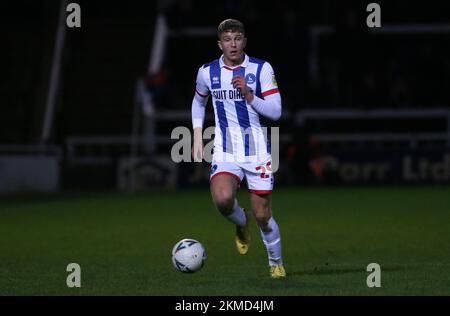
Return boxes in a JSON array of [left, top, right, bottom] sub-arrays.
[[171, 239, 206, 273]]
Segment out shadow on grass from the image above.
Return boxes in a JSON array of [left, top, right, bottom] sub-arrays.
[[288, 265, 404, 277]]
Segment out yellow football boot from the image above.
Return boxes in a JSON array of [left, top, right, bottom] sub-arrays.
[[270, 265, 286, 279], [235, 209, 251, 255]]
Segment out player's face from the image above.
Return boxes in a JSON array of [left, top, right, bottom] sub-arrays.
[[218, 31, 247, 66]]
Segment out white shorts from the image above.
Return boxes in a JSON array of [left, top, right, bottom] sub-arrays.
[[209, 158, 274, 194]]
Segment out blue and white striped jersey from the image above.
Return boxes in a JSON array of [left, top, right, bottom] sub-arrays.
[[194, 54, 280, 163]]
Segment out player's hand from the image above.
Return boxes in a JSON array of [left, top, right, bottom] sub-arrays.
[[232, 75, 253, 102], [192, 141, 204, 162]]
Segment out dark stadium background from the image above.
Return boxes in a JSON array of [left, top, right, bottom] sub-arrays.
[[1, 0, 450, 296], [3, 0, 450, 189]]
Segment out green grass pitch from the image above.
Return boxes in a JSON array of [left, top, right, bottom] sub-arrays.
[[1, 186, 450, 295]]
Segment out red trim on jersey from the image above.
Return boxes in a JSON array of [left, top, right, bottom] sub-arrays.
[[261, 88, 279, 97], [248, 189, 273, 195], [223, 66, 242, 71], [210, 172, 241, 184], [196, 89, 209, 97]]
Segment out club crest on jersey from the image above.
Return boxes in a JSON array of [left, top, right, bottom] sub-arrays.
[[245, 73, 256, 85], [272, 74, 277, 85]]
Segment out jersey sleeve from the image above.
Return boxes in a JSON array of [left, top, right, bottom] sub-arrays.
[[259, 62, 280, 98], [192, 67, 209, 129], [195, 67, 210, 97]]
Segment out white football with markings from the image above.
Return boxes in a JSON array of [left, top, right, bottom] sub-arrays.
[[172, 239, 206, 273]]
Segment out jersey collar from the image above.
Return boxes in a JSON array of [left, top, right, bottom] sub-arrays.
[[219, 54, 249, 70]]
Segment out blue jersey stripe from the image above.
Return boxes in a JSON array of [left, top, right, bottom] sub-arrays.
[[249, 58, 270, 153], [210, 60, 231, 153], [215, 101, 233, 154], [209, 59, 221, 90], [249, 57, 264, 99], [233, 67, 255, 156], [234, 100, 256, 156]]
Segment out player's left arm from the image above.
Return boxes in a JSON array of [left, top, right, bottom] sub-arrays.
[[232, 62, 282, 121]]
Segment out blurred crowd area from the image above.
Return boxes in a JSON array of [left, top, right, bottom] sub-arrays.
[[2, 0, 450, 189], [153, 0, 450, 112], [2, 0, 450, 143]]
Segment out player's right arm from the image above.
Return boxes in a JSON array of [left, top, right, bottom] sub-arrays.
[[191, 67, 210, 162]]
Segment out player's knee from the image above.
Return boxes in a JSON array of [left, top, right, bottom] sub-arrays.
[[213, 189, 234, 214], [254, 212, 271, 227]]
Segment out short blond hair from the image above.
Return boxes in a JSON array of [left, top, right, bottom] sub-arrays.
[[217, 19, 245, 39]]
